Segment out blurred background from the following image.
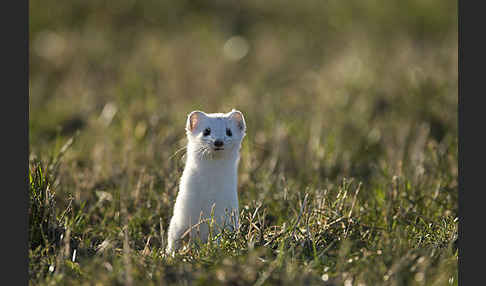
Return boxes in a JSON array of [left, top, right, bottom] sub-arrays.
[[29, 0, 457, 176], [30, 0, 458, 210], [29, 0, 458, 213]]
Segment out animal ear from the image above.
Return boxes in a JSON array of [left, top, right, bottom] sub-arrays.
[[229, 109, 246, 132], [186, 111, 206, 132]]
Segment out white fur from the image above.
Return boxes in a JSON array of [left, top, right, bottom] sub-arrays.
[[166, 109, 246, 253]]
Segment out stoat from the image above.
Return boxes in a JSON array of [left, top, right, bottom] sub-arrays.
[[166, 109, 246, 253]]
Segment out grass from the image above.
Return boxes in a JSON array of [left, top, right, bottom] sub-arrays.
[[29, 0, 458, 285]]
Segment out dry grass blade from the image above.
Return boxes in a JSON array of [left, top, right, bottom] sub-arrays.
[[292, 192, 309, 239], [348, 182, 362, 218]]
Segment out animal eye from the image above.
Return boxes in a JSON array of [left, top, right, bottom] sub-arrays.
[[226, 128, 232, 137], [203, 128, 211, 136]]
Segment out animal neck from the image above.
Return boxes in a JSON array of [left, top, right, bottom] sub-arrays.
[[186, 151, 239, 171]]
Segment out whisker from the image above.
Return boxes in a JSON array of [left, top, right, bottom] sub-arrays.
[[203, 146, 212, 160], [195, 145, 206, 160], [169, 146, 187, 161]]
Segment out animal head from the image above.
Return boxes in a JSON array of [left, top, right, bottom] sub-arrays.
[[185, 109, 246, 160]]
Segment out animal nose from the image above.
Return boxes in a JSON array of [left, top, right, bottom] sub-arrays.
[[214, 140, 224, 147]]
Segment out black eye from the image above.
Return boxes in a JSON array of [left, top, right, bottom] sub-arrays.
[[226, 128, 232, 137], [203, 128, 211, 136]]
